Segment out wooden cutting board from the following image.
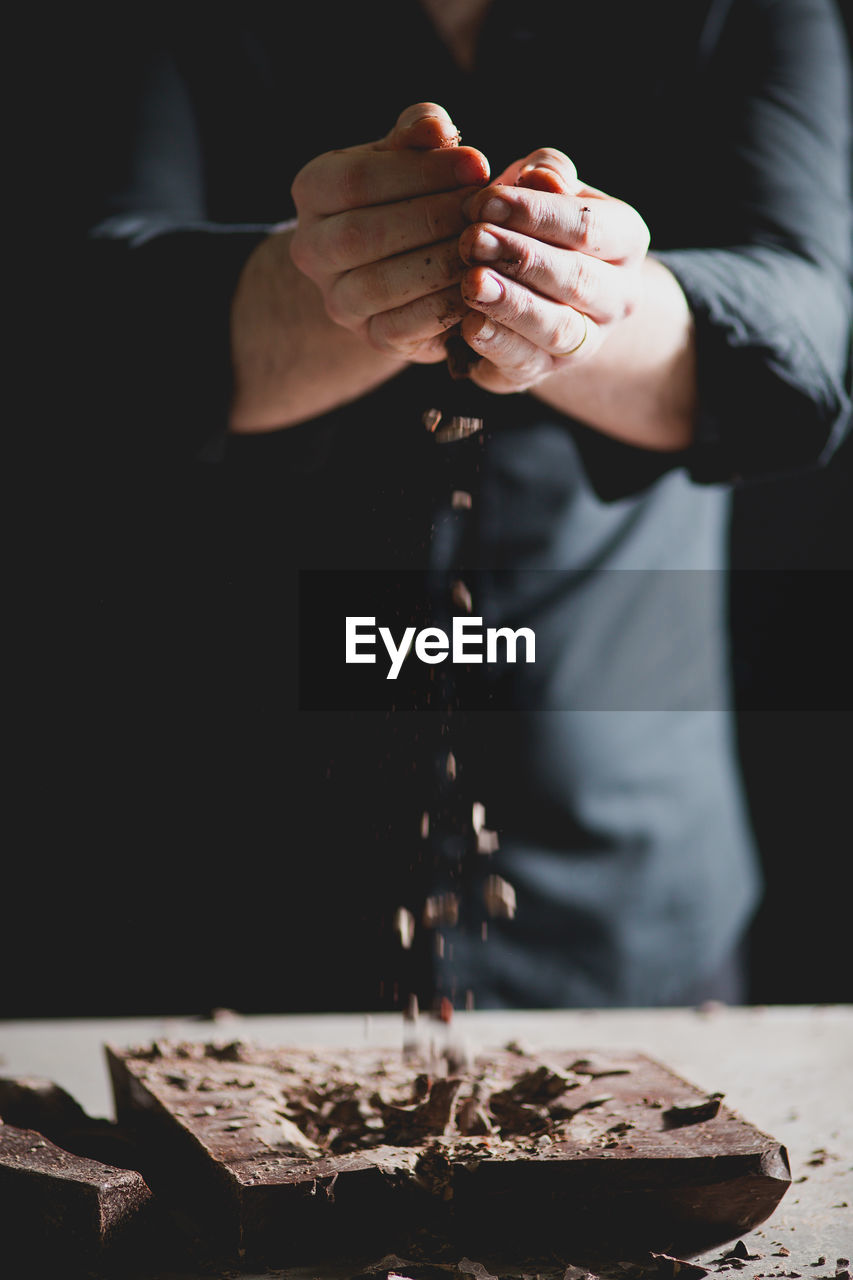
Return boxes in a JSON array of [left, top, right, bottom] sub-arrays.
[[106, 1040, 791, 1269]]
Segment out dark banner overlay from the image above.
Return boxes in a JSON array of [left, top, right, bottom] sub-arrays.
[[297, 569, 852, 712]]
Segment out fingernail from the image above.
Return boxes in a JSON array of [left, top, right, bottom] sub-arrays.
[[476, 317, 496, 341], [453, 152, 487, 185], [472, 230, 501, 262], [480, 196, 511, 223], [474, 272, 503, 303]]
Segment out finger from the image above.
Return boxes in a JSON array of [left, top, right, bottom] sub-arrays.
[[292, 145, 489, 218], [367, 285, 469, 357], [329, 237, 465, 323], [462, 184, 649, 263], [461, 312, 554, 387], [376, 102, 462, 151], [304, 187, 478, 274], [499, 147, 579, 193], [460, 266, 601, 361], [459, 224, 631, 324]]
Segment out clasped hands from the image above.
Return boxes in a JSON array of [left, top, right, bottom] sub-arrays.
[[290, 102, 650, 394]]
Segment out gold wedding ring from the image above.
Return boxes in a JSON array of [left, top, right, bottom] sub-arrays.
[[554, 311, 589, 357]]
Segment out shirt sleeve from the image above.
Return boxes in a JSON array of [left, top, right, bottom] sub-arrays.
[[653, 0, 853, 486], [72, 23, 273, 474]]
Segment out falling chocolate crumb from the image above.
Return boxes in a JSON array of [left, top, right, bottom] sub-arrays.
[[422, 893, 460, 928], [451, 580, 473, 613], [483, 874, 516, 918], [434, 416, 483, 443], [394, 908, 416, 950], [476, 828, 500, 854]]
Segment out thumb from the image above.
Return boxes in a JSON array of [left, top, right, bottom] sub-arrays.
[[499, 148, 580, 194], [375, 101, 462, 151]]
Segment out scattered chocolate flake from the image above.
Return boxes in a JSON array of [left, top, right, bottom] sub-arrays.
[[456, 1097, 494, 1136], [650, 1253, 711, 1278], [483, 874, 516, 918], [422, 894, 459, 929], [569, 1056, 634, 1079], [414, 1142, 454, 1198], [663, 1092, 724, 1128], [377, 1077, 463, 1144], [773, 1249, 791, 1257], [723, 1242, 761, 1261], [203, 1041, 245, 1063]]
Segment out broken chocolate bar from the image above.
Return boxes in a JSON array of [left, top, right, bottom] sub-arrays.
[[0, 1122, 153, 1265], [106, 1042, 791, 1268]]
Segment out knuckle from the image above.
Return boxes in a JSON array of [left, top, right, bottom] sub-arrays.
[[340, 155, 373, 209], [564, 253, 594, 307], [510, 237, 540, 281], [331, 216, 372, 268], [326, 273, 359, 325], [365, 312, 399, 355], [548, 310, 580, 354], [572, 201, 600, 254]]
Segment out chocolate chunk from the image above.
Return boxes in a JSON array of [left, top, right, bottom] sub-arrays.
[[0, 1123, 153, 1264], [445, 330, 478, 379], [663, 1093, 724, 1128]]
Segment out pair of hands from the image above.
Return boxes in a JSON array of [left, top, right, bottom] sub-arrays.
[[289, 103, 651, 395]]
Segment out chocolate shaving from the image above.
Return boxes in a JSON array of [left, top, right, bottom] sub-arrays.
[[663, 1093, 724, 1127]]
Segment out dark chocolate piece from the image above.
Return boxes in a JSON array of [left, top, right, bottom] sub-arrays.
[[445, 330, 478, 379], [106, 1042, 791, 1267], [0, 1122, 153, 1264]]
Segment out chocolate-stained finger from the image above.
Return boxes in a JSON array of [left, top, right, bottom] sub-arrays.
[[462, 313, 553, 384], [460, 266, 600, 361], [498, 147, 579, 192], [462, 185, 649, 262], [377, 102, 462, 152], [367, 285, 469, 357], [329, 236, 465, 323], [308, 187, 478, 275], [293, 145, 489, 218], [459, 224, 631, 324]]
